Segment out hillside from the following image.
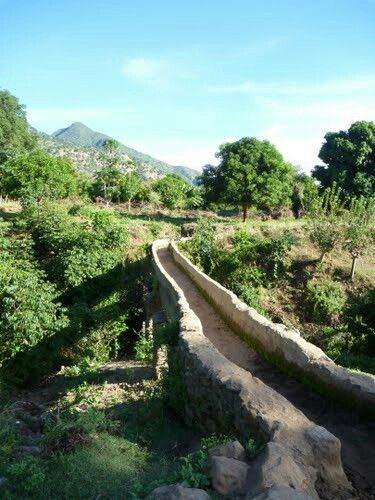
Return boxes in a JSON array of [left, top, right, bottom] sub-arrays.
[[38, 122, 198, 182]]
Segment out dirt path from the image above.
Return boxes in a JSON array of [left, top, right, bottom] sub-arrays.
[[157, 247, 375, 499]]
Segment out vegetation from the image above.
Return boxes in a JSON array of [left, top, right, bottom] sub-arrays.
[[49, 121, 198, 182], [199, 137, 295, 221], [0, 88, 374, 496], [0, 150, 82, 203], [313, 120, 375, 197], [0, 90, 37, 163], [182, 211, 375, 374]]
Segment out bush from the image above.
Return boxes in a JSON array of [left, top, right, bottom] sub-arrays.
[[344, 288, 375, 355], [306, 279, 346, 324], [182, 218, 218, 274], [0, 149, 80, 201], [0, 221, 67, 366]]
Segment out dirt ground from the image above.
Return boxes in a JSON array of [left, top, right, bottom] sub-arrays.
[[158, 247, 375, 499]]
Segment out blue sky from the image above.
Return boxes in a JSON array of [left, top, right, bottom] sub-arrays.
[[1, 0, 374, 172]]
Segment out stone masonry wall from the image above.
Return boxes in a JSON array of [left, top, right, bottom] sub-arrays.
[[152, 239, 354, 499], [170, 241, 375, 414]]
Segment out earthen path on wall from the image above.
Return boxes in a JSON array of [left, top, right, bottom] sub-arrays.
[[157, 246, 375, 499]]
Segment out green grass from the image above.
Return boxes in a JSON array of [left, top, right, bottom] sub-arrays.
[[0, 361, 200, 499]]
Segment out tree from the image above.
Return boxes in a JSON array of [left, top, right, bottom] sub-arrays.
[[91, 166, 124, 203], [343, 197, 375, 280], [0, 150, 80, 202], [119, 167, 140, 210], [153, 174, 189, 209], [312, 121, 375, 197], [199, 138, 295, 221], [0, 89, 37, 163], [291, 173, 320, 218], [308, 184, 346, 262], [102, 138, 120, 153]]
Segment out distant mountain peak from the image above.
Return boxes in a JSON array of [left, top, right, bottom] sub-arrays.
[[44, 122, 198, 183]]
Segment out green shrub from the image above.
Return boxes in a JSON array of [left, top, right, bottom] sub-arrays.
[[134, 329, 153, 362], [177, 434, 233, 489], [182, 218, 218, 274], [344, 288, 375, 355], [306, 279, 346, 324]]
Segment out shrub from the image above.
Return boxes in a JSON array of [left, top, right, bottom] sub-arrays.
[[183, 218, 218, 274], [344, 288, 375, 355], [134, 329, 153, 362], [306, 279, 346, 324]]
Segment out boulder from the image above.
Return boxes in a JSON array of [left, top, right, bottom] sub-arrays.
[[210, 455, 250, 495], [146, 483, 210, 499], [209, 440, 246, 461], [247, 442, 315, 499], [249, 484, 314, 499]]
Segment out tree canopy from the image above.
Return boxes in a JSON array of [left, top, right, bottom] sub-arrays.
[[0, 89, 37, 163], [199, 137, 295, 220], [153, 174, 190, 209], [0, 150, 80, 201], [312, 121, 375, 197]]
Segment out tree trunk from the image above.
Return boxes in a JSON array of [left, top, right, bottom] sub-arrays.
[[242, 204, 248, 222], [350, 253, 358, 280]]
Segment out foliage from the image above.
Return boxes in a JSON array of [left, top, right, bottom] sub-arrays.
[[134, 329, 154, 362], [0, 221, 67, 366], [177, 434, 233, 489], [199, 137, 295, 220], [184, 224, 295, 312], [344, 288, 375, 355], [308, 184, 346, 261], [291, 173, 320, 218], [342, 196, 375, 279], [306, 278, 346, 325], [182, 218, 218, 273], [153, 174, 190, 209], [0, 89, 37, 163], [0, 149, 80, 201], [312, 120, 375, 197]]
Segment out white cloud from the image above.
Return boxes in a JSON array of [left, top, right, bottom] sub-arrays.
[[257, 97, 375, 173], [210, 76, 375, 96], [122, 58, 166, 80]]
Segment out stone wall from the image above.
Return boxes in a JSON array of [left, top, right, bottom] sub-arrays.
[[169, 241, 375, 414], [152, 240, 353, 499]]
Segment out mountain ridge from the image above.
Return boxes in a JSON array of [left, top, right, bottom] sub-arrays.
[[46, 122, 198, 182]]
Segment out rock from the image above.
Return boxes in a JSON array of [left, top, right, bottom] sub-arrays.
[[249, 484, 314, 499], [0, 477, 7, 487], [209, 440, 246, 461], [247, 443, 315, 499], [210, 455, 250, 496], [146, 483, 210, 499]]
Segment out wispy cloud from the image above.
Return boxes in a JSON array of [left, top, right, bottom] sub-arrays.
[[121, 56, 196, 90], [122, 57, 166, 80], [210, 76, 375, 96]]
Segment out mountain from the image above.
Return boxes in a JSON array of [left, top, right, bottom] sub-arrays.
[[52, 122, 111, 147], [44, 122, 198, 183]]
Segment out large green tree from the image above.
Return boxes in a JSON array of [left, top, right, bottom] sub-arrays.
[[0, 150, 80, 201], [0, 89, 36, 163], [312, 121, 375, 197], [200, 137, 295, 221]]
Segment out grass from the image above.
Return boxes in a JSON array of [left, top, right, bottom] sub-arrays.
[[0, 360, 201, 499]]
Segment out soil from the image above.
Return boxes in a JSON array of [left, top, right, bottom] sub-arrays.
[[158, 247, 375, 500]]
